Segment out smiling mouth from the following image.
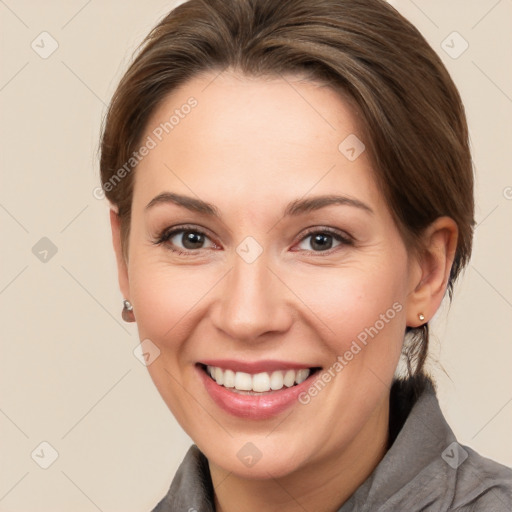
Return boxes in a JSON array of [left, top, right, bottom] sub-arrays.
[[198, 363, 322, 395]]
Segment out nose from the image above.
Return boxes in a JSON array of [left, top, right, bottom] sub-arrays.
[[211, 252, 293, 343]]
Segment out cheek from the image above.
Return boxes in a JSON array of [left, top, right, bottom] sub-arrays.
[[127, 262, 213, 425], [292, 257, 408, 366], [129, 263, 213, 343], [304, 260, 406, 323]]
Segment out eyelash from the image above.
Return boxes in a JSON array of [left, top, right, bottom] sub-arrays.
[[152, 224, 354, 257]]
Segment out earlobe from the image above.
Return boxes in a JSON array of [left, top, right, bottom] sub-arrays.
[[109, 208, 131, 303], [405, 217, 458, 327]]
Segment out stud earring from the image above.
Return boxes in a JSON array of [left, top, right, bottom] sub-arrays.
[[122, 299, 135, 322], [418, 313, 425, 322]]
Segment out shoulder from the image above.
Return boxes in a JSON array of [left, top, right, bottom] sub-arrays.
[[150, 445, 215, 512], [349, 376, 512, 512], [448, 444, 512, 511]]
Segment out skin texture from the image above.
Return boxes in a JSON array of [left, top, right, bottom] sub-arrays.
[[110, 70, 458, 512]]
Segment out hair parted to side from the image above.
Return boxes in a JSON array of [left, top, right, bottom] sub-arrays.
[[99, 0, 475, 380]]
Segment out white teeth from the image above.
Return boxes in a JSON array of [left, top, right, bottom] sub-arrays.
[[252, 372, 271, 392], [204, 365, 313, 393], [234, 371, 253, 391], [283, 369, 296, 387], [213, 366, 224, 385], [223, 369, 235, 388], [295, 369, 310, 384], [270, 371, 284, 390]]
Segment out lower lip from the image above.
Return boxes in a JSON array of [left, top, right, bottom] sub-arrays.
[[196, 364, 320, 420]]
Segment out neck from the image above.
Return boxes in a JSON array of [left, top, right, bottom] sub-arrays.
[[209, 394, 390, 512]]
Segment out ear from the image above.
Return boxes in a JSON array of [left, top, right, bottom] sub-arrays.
[[110, 208, 130, 302], [405, 216, 458, 327]]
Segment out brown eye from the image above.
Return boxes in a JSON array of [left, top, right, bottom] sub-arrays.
[[296, 228, 353, 253], [176, 230, 207, 250], [155, 225, 216, 255]]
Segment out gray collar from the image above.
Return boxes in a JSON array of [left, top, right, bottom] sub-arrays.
[[151, 377, 512, 511]]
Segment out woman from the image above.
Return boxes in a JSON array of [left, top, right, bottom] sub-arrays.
[[99, 0, 512, 510]]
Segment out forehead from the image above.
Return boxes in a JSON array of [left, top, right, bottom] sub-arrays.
[[144, 69, 362, 154], [133, 70, 382, 216]]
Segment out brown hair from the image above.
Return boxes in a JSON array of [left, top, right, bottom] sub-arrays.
[[99, 0, 475, 379]]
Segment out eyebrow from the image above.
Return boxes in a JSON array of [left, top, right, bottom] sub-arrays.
[[145, 192, 373, 217]]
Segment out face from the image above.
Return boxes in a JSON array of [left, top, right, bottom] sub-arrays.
[[118, 70, 422, 479]]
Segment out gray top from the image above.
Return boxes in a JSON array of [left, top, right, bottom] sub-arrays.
[[151, 378, 512, 511]]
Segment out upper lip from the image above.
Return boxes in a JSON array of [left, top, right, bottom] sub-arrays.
[[198, 359, 320, 374]]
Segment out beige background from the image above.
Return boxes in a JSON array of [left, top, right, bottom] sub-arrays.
[[1, 1, 511, 511]]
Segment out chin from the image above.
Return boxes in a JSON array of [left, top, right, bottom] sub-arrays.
[[203, 439, 307, 480]]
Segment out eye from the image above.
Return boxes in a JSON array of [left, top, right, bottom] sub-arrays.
[[295, 228, 353, 253], [153, 225, 216, 255], [153, 224, 353, 256]]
